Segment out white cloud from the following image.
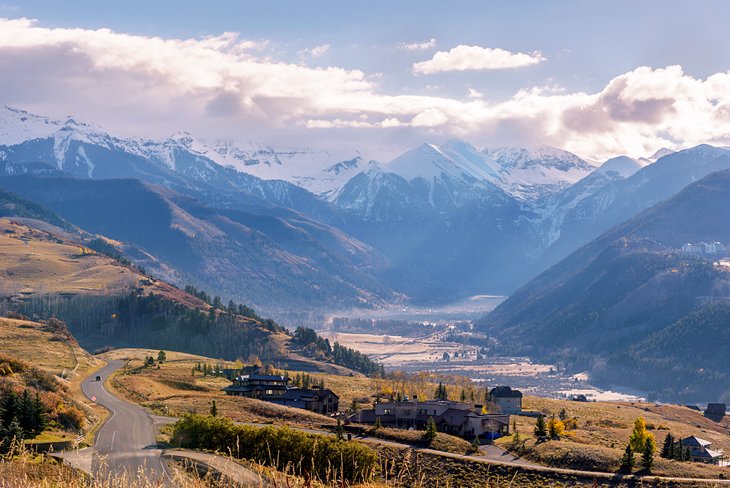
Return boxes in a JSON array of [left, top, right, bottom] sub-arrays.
[[413, 45, 544, 74], [299, 43, 330, 58], [1, 19, 729, 160], [398, 38, 436, 50], [468, 88, 483, 99]]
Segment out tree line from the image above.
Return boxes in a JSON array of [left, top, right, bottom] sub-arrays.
[[292, 327, 385, 376], [0, 388, 47, 453]]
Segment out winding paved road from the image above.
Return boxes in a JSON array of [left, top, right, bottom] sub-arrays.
[[81, 360, 170, 484]]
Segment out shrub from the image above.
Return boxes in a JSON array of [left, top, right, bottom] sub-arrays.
[[52, 404, 84, 430], [172, 414, 377, 483]]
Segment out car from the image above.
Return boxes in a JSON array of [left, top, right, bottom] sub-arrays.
[[95, 375, 102, 381]]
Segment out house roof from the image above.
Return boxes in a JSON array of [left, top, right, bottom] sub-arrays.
[[681, 436, 712, 447], [489, 386, 523, 398], [235, 374, 289, 382], [692, 447, 723, 459]]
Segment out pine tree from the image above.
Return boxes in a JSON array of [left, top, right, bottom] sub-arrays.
[[31, 393, 46, 436], [619, 443, 634, 474], [460, 388, 466, 402], [534, 415, 547, 437], [642, 436, 656, 473], [559, 408, 568, 421], [335, 418, 344, 440], [349, 398, 359, 413], [157, 350, 166, 363], [660, 433, 674, 459], [210, 400, 217, 417], [685, 446, 691, 462], [425, 416, 438, 441], [0, 388, 18, 427], [433, 381, 449, 400], [374, 417, 382, 430]]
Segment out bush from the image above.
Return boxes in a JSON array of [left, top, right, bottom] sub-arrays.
[[172, 414, 377, 483], [52, 404, 84, 430]]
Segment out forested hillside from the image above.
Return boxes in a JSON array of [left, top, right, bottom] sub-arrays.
[[479, 169, 730, 402]]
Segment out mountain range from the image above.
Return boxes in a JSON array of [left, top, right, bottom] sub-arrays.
[[4, 105, 730, 324]]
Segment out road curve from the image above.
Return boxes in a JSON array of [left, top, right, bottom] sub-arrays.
[[81, 360, 170, 485]]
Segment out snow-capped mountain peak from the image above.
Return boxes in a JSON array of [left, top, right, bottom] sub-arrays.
[[375, 140, 595, 202], [595, 156, 645, 178]]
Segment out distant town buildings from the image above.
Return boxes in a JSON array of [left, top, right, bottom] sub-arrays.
[[488, 386, 523, 414], [682, 241, 726, 255], [347, 397, 510, 440], [222, 374, 339, 415]]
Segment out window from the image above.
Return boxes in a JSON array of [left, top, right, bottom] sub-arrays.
[[383, 409, 392, 415], [266, 389, 273, 395]]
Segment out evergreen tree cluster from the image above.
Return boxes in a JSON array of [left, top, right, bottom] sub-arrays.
[[0, 387, 47, 453], [660, 433, 691, 461], [291, 327, 385, 376], [184, 285, 284, 333], [193, 362, 224, 377], [291, 373, 324, 389]]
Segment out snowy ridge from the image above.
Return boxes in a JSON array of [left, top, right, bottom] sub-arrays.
[[0, 106, 370, 197], [367, 139, 596, 202]]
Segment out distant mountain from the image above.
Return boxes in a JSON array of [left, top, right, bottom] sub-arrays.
[[536, 145, 730, 270], [0, 187, 69, 229], [0, 175, 400, 320], [358, 139, 595, 203], [0, 106, 344, 224], [478, 168, 730, 402], [173, 134, 369, 198], [479, 145, 596, 200]]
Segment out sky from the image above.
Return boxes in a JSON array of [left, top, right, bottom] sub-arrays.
[[1, 0, 730, 160]]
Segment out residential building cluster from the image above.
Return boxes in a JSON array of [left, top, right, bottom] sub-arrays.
[[682, 241, 726, 254], [222, 373, 339, 414]]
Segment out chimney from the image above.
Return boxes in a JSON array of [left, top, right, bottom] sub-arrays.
[[413, 394, 418, 402], [474, 404, 483, 414]]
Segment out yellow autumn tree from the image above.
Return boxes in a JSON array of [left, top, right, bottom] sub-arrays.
[[629, 417, 654, 453], [547, 416, 565, 439]]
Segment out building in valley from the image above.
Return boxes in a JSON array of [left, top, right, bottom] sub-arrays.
[[488, 386, 523, 414], [222, 374, 339, 415], [347, 397, 510, 441]]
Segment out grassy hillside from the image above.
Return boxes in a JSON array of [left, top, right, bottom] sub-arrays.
[[496, 395, 730, 479], [0, 316, 105, 446], [0, 219, 141, 297]]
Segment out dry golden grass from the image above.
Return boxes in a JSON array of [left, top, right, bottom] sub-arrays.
[[105, 348, 338, 428], [494, 395, 730, 478], [0, 317, 95, 374], [0, 219, 141, 297]]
